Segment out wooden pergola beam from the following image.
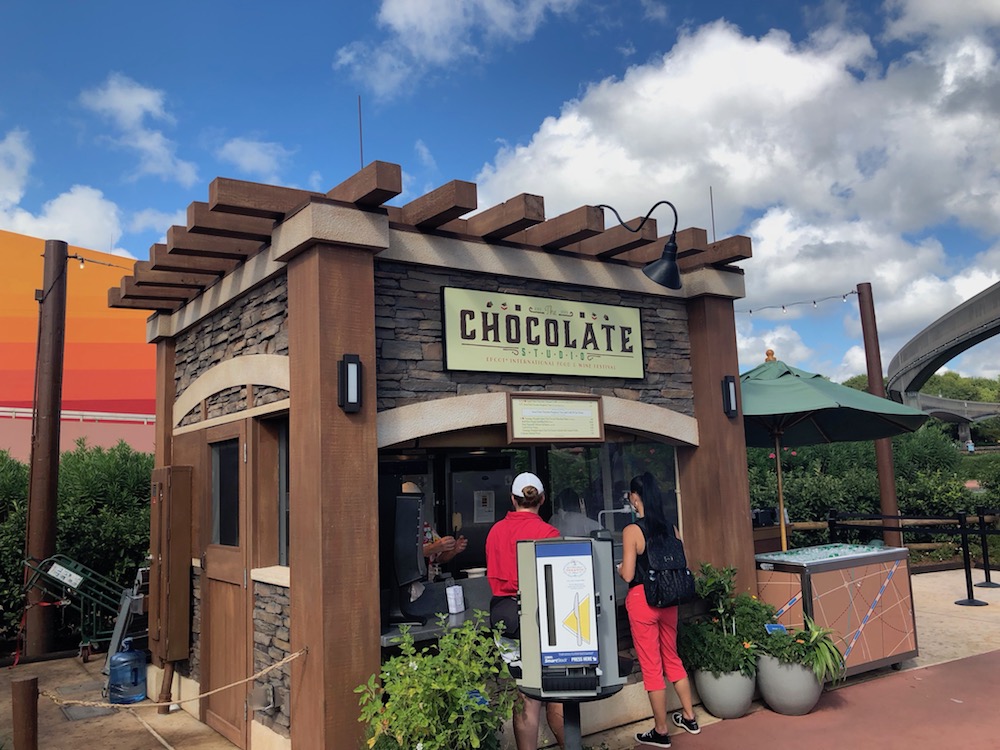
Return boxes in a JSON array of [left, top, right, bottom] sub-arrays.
[[109, 287, 182, 312], [564, 216, 658, 259], [465, 193, 545, 240], [400, 180, 477, 229], [677, 234, 752, 271], [166, 226, 261, 260], [121, 276, 199, 302], [148, 244, 239, 275], [187, 202, 275, 242], [209, 177, 320, 220], [133, 260, 218, 289], [326, 161, 402, 207], [514, 205, 604, 249], [620, 227, 708, 266]]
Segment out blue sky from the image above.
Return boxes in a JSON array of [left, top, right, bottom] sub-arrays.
[[3, 1, 1000, 382]]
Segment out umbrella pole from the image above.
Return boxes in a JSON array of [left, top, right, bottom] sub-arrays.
[[774, 434, 787, 551]]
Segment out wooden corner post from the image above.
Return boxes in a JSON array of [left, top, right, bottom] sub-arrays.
[[286, 239, 381, 749]]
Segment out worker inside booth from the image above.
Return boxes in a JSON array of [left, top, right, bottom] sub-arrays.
[[377, 441, 679, 631]]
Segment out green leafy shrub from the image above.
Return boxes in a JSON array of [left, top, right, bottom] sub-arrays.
[[678, 564, 776, 678], [0, 440, 152, 640], [356, 611, 518, 750], [761, 616, 845, 684]]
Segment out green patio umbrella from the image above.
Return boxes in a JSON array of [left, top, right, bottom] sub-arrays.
[[740, 358, 929, 550]]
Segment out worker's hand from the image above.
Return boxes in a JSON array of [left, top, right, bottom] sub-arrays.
[[437, 536, 458, 553], [454, 535, 468, 554]]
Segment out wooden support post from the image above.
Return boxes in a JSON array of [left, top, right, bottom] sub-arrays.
[[857, 282, 902, 547], [26, 239, 68, 656], [12, 676, 39, 750]]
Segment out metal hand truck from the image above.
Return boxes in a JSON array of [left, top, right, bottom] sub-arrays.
[[23, 554, 148, 669]]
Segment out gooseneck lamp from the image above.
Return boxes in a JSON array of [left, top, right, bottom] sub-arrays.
[[597, 200, 682, 290]]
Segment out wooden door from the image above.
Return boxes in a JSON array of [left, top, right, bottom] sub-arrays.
[[202, 422, 249, 747]]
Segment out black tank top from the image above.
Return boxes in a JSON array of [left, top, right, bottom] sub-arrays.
[[629, 519, 651, 589]]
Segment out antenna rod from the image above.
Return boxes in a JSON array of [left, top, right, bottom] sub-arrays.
[[358, 95, 364, 169], [709, 186, 717, 243]]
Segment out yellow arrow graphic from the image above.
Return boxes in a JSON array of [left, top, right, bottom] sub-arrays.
[[562, 593, 592, 645]]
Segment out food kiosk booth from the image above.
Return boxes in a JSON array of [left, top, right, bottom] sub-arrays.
[[110, 161, 756, 749]]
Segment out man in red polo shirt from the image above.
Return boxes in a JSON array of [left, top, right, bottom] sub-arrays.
[[486, 472, 564, 750]]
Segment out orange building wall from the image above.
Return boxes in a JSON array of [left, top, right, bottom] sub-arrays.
[[0, 229, 155, 459]]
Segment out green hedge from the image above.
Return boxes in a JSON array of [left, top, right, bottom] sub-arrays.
[[748, 422, 976, 545], [0, 441, 152, 641]]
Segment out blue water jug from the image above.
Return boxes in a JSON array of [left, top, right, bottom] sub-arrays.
[[109, 638, 147, 704]]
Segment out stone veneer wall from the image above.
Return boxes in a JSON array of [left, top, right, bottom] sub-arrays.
[[174, 275, 288, 426], [373, 262, 693, 413], [253, 581, 292, 737], [174, 567, 201, 682]]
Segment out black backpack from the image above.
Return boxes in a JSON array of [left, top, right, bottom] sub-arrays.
[[639, 520, 696, 608]]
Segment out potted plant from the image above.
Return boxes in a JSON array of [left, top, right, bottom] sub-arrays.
[[356, 611, 518, 749], [677, 564, 776, 719], [757, 615, 846, 716]]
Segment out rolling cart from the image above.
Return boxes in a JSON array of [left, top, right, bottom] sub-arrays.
[[23, 554, 148, 668]]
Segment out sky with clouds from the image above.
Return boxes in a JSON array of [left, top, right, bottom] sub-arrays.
[[2, 0, 1000, 382]]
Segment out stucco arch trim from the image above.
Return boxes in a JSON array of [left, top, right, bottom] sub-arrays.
[[173, 354, 290, 427], [377, 393, 699, 449]]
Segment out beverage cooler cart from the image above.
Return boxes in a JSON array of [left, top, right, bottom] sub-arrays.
[[755, 543, 918, 676]]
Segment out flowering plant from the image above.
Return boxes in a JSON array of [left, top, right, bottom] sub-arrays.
[[677, 564, 776, 678], [355, 611, 518, 750], [761, 615, 846, 684]]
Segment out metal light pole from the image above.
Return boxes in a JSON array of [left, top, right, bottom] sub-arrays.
[[857, 282, 903, 548], [24, 240, 69, 656]]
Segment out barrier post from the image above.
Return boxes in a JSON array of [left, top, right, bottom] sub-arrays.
[[975, 507, 1000, 589], [12, 675, 39, 750], [827, 510, 840, 544], [956, 513, 988, 606]]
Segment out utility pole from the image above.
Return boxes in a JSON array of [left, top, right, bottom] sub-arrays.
[[857, 281, 903, 547], [25, 240, 68, 656]]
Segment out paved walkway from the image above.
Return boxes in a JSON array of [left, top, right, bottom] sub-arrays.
[[1, 568, 998, 749], [586, 567, 1000, 749]]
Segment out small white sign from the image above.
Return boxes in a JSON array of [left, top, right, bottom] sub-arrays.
[[473, 490, 495, 524], [48, 562, 84, 589]]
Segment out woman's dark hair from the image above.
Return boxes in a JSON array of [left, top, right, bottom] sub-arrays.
[[516, 485, 544, 509], [630, 472, 668, 535]]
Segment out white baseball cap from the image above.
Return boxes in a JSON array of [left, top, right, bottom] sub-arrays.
[[511, 472, 544, 498]]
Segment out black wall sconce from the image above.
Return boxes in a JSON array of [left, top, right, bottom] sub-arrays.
[[338, 354, 363, 413], [597, 200, 682, 290], [722, 375, 738, 418]]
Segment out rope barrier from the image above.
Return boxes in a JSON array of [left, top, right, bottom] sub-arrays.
[[39, 647, 307, 710]]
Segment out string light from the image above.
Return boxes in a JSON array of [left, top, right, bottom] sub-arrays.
[[736, 290, 858, 315], [67, 253, 132, 271]]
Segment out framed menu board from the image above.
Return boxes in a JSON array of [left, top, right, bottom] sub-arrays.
[[507, 393, 604, 444]]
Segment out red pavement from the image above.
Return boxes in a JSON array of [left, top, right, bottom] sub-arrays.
[[665, 649, 1000, 750]]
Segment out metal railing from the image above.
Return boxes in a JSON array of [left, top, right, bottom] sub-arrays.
[[826, 509, 999, 607]]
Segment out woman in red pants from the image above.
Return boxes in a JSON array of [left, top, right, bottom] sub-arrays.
[[618, 472, 699, 748]]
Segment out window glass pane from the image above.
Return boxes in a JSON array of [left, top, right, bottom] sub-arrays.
[[278, 420, 289, 566], [547, 442, 677, 536], [212, 438, 240, 546]]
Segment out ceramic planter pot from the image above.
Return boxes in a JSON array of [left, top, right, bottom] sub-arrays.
[[756, 655, 823, 715], [693, 670, 755, 719]]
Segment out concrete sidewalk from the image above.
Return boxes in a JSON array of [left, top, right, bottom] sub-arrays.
[[1, 567, 998, 749]]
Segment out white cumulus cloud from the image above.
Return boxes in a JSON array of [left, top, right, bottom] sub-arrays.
[[472, 12, 1000, 379], [336, 0, 581, 98], [215, 137, 294, 184], [80, 73, 198, 188]]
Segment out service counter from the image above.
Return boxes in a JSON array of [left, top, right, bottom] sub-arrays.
[[380, 575, 494, 647], [755, 543, 918, 676]]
